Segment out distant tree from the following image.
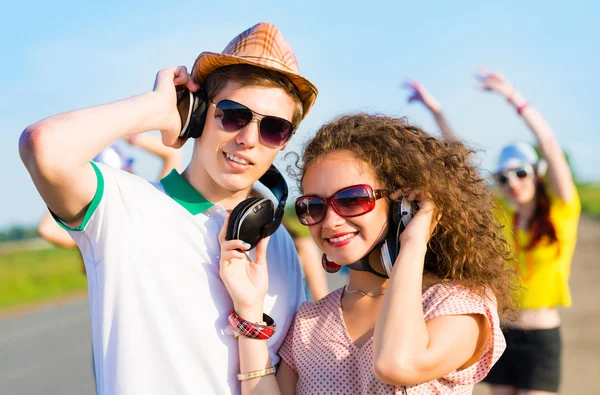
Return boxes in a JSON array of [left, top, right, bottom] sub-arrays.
[[0, 225, 38, 242]]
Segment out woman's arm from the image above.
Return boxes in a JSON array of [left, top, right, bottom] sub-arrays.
[[218, 217, 297, 395], [475, 67, 576, 201], [372, 191, 489, 386], [404, 80, 459, 141], [126, 133, 182, 179], [235, 335, 298, 395], [294, 237, 329, 301]]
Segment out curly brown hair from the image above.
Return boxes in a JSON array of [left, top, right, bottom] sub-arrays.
[[290, 113, 519, 316]]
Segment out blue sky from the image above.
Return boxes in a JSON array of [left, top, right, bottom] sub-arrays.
[[1, 0, 598, 228]]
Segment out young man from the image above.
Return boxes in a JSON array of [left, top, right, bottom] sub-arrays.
[[19, 22, 317, 395]]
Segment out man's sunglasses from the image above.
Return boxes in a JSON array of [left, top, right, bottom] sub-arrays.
[[211, 99, 294, 148], [495, 166, 533, 185], [295, 184, 387, 226]]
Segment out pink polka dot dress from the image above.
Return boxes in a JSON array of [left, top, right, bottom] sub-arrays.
[[279, 283, 506, 394]]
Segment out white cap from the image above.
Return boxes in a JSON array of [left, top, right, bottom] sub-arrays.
[[93, 145, 134, 171]]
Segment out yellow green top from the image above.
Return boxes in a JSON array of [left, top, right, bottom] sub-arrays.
[[496, 189, 581, 309]]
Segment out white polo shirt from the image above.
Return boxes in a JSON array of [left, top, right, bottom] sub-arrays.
[[56, 162, 305, 395]]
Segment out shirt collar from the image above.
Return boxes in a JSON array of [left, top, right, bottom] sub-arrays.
[[160, 170, 214, 215]]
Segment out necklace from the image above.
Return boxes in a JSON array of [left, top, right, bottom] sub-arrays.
[[344, 284, 385, 297]]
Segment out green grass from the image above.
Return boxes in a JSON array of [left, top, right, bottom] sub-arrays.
[[0, 247, 88, 310], [579, 182, 600, 218]]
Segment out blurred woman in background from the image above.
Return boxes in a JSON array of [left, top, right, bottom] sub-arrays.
[[405, 69, 581, 395]]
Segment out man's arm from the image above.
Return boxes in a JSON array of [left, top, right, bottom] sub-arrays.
[[19, 67, 198, 226]]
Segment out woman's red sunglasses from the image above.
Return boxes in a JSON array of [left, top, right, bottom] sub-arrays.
[[295, 184, 387, 226]]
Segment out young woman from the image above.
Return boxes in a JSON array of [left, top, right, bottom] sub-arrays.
[[405, 69, 581, 394], [218, 113, 517, 394]]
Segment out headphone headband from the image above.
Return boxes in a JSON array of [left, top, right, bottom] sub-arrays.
[[259, 165, 288, 216], [256, 165, 288, 239]]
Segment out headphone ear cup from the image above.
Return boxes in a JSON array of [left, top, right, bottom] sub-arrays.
[[226, 198, 259, 241], [400, 197, 414, 228], [187, 88, 208, 139], [178, 88, 208, 139], [226, 197, 273, 249]]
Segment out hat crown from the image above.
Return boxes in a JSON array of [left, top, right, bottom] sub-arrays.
[[192, 22, 318, 118], [222, 22, 299, 74]]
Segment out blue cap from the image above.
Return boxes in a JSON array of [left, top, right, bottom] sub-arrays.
[[495, 142, 539, 173]]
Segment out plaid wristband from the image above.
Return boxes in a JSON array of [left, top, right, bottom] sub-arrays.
[[228, 309, 277, 340]]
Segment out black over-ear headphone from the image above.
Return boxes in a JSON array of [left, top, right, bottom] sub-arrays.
[[347, 197, 415, 278], [176, 87, 288, 249], [379, 197, 415, 276], [225, 165, 288, 249], [177, 87, 209, 139]]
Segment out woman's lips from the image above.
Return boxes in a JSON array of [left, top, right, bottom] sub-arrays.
[[325, 232, 358, 248]]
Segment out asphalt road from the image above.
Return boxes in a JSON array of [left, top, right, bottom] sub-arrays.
[[0, 298, 96, 394], [0, 277, 347, 395], [1, 217, 598, 394]]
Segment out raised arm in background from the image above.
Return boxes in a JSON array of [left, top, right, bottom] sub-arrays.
[[404, 80, 458, 141], [126, 133, 183, 179], [474, 67, 576, 202]]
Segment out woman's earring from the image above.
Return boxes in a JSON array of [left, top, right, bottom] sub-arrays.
[[322, 253, 341, 273]]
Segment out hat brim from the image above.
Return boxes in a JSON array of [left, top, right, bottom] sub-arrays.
[[192, 52, 318, 119]]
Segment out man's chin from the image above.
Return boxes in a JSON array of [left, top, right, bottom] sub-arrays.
[[217, 174, 257, 194]]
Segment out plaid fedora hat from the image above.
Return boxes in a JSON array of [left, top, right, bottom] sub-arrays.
[[191, 22, 318, 118]]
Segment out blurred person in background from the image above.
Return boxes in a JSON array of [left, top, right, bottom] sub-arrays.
[[405, 69, 581, 395], [37, 135, 181, 251]]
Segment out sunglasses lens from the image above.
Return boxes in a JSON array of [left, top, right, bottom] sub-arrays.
[[260, 117, 293, 147], [333, 186, 374, 217], [214, 100, 293, 147], [516, 169, 529, 179], [498, 174, 509, 185], [214, 101, 253, 131], [295, 197, 325, 226]]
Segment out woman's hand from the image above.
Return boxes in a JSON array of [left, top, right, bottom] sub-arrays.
[[392, 189, 440, 246], [218, 215, 270, 321], [404, 80, 442, 113], [474, 66, 516, 100]]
